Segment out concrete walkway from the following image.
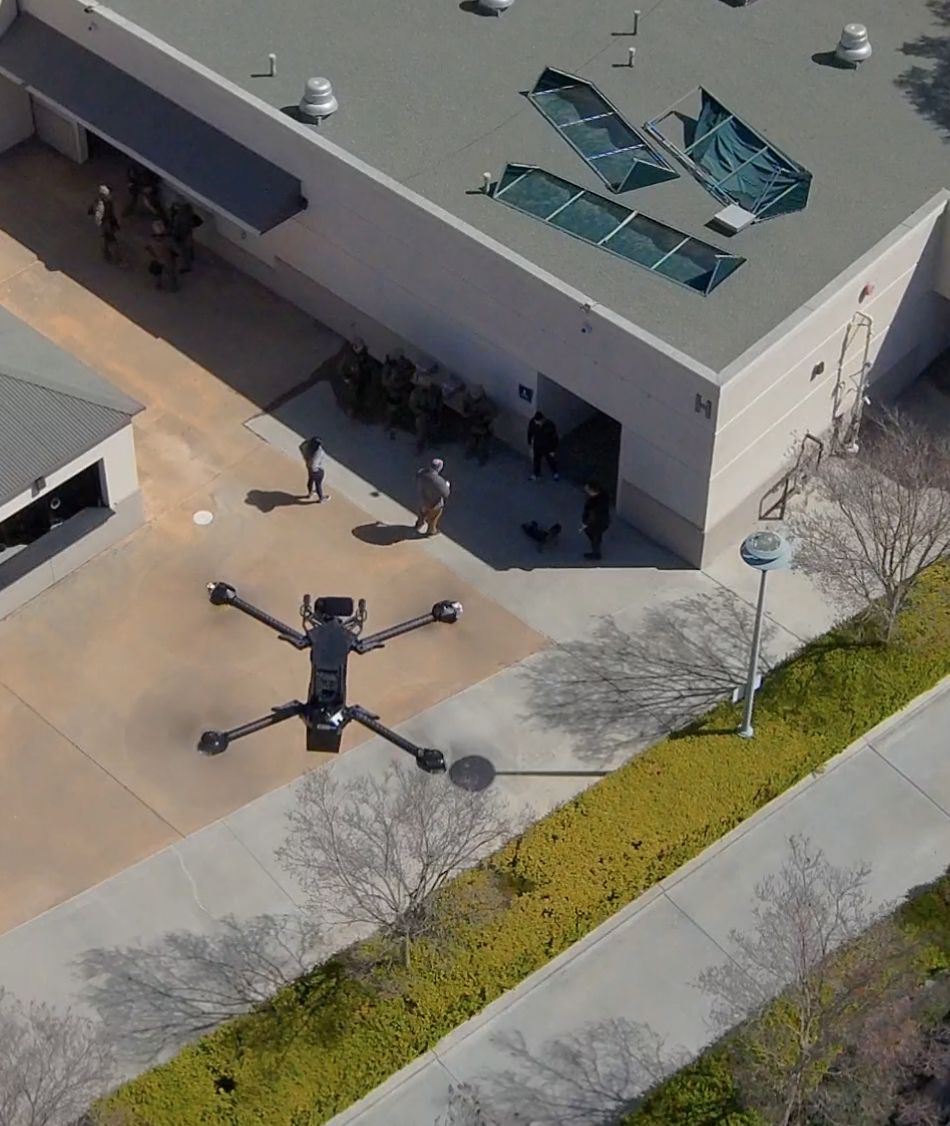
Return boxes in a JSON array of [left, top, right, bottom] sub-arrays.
[[330, 677, 950, 1126]]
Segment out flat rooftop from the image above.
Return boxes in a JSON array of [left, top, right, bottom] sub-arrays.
[[105, 0, 949, 370]]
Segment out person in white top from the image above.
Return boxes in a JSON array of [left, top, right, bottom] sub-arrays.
[[299, 436, 331, 503]]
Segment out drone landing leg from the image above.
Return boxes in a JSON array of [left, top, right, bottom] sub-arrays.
[[345, 705, 446, 773], [199, 701, 306, 756]]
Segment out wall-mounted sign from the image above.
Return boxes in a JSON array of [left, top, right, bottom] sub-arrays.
[[518, 384, 534, 403]]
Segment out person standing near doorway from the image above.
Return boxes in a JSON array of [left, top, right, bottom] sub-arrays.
[[462, 385, 497, 465], [580, 480, 610, 560], [144, 221, 180, 291], [87, 185, 122, 264], [381, 352, 415, 439], [527, 411, 560, 481], [124, 163, 165, 221], [168, 201, 202, 273], [414, 457, 450, 536], [409, 376, 444, 454], [338, 338, 375, 419], [299, 436, 331, 503]]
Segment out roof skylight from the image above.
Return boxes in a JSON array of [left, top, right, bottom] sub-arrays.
[[492, 164, 744, 294], [527, 68, 679, 194], [644, 88, 812, 220]]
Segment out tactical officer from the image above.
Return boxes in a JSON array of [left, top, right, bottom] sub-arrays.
[[409, 375, 444, 454], [461, 384, 496, 465], [337, 338, 376, 419], [380, 352, 416, 439]]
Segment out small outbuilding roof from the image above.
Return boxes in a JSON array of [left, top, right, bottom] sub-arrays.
[[0, 308, 142, 508]]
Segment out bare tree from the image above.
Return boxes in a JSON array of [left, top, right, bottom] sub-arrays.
[[277, 766, 513, 969], [76, 912, 321, 1060], [787, 408, 950, 641], [698, 836, 915, 1126], [0, 988, 114, 1126]]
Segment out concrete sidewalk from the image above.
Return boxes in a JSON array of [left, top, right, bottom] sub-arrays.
[[329, 677, 950, 1126]]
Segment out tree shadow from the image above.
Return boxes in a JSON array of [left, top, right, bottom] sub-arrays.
[[518, 586, 785, 765], [245, 488, 310, 512], [351, 521, 421, 546], [74, 912, 322, 1066], [469, 1019, 688, 1125], [896, 0, 950, 139]]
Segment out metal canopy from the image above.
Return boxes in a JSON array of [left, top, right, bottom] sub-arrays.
[[0, 15, 306, 234]]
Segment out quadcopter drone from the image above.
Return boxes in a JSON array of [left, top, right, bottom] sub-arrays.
[[198, 581, 463, 773]]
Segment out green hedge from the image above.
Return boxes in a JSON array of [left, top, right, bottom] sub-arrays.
[[102, 565, 950, 1125], [623, 1051, 762, 1125]]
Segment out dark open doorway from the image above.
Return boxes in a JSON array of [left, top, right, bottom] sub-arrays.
[[0, 460, 106, 559], [536, 374, 621, 499]]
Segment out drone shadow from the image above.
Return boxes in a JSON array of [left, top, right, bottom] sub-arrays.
[[351, 521, 421, 546], [245, 489, 312, 512]]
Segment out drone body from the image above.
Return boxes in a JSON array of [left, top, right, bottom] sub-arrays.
[[200, 582, 461, 771]]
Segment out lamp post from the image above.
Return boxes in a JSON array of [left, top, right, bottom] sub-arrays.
[[737, 530, 793, 739]]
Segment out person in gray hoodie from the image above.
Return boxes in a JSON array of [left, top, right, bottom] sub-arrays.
[[299, 436, 330, 503], [414, 457, 450, 536]]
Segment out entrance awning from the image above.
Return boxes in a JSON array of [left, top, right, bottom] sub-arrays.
[[0, 15, 306, 234]]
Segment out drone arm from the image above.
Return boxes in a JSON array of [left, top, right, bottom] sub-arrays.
[[198, 701, 305, 755], [207, 582, 308, 648], [345, 705, 445, 773], [354, 613, 436, 653], [353, 601, 462, 654]]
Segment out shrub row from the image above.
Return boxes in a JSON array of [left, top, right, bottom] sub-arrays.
[[103, 565, 950, 1124]]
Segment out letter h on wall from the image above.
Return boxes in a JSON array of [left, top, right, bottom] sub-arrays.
[[694, 393, 713, 420]]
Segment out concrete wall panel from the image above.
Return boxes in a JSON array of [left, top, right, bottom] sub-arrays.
[[0, 74, 34, 153]]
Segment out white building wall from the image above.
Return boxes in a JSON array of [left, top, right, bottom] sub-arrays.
[[0, 74, 32, 153], [0, 0, 34, 155], [0, 425, 139, 524], [0, 424, 143, 618], [704, 195, 950, 559]]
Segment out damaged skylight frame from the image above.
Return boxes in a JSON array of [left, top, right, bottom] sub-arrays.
[[644, 87, 812, 221], [527, 67, 679, 193], [491, 163, 744, 295]]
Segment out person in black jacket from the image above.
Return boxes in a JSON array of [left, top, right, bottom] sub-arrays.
[[527, 411, 560, 481], [581, 480, 611, 561]]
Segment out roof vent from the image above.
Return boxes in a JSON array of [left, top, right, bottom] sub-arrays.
[[478, 0, 515, 13], [835, 24, 872, 66], [299, 77, 338, 121]]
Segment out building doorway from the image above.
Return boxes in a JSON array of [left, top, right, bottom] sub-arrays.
[[0, 461, 106, 562], [535, 374, 621, 498]]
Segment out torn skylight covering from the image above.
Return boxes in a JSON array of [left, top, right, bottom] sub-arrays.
[[645, 89, 812, 220], [528, 68, 679, 193], [492, 164, 744, 295]]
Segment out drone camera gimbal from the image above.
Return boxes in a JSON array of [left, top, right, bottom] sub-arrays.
[[198, 581, 462, 773]]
